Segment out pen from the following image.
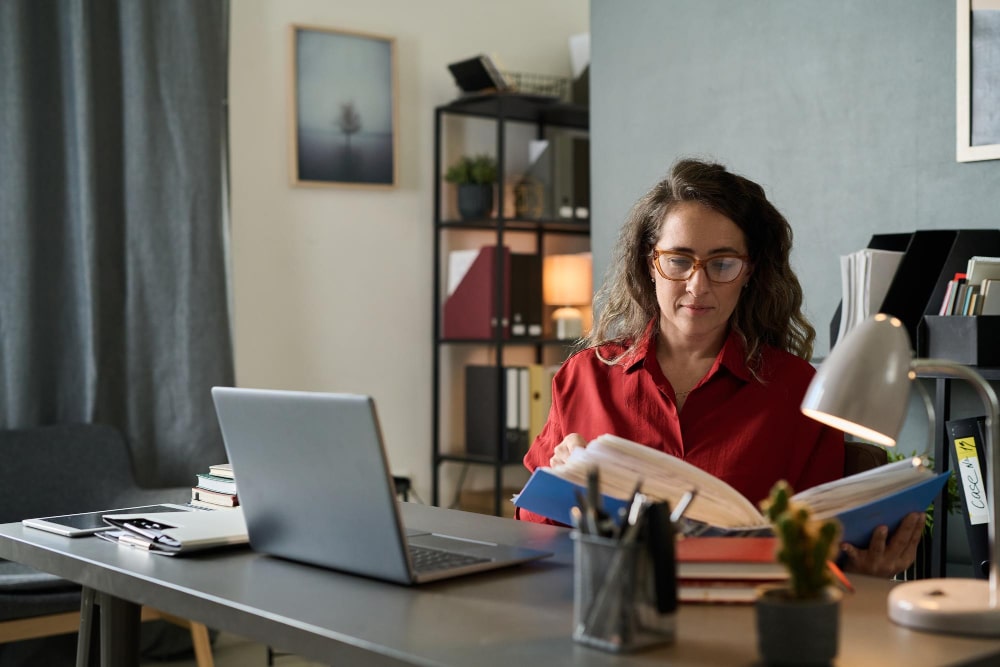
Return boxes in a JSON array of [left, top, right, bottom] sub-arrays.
[[670, 488, 698, 524], [827, 560, 854, 594], [573, 488, 599, 536]]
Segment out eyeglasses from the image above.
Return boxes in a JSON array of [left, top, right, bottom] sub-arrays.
[[651, 249, 749, 283]]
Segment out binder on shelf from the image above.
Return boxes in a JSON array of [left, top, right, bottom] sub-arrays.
[[465, 365, 529, 463], [946, 415, 990, 579], [443, 246, 511, 339], [527, 363, 556, 444], [510, 253, 543, 337]]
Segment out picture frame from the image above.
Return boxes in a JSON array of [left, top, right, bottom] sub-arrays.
[[956, 0, 1000, 162], [289, 24, 398, 187]]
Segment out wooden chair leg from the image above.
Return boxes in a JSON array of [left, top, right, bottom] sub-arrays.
[[147, 609, 214, 667], [188, 621, 215, 667]]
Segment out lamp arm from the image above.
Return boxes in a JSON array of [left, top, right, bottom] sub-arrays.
[[911, 358, 1000, 608], [912, 378, 937, 458]]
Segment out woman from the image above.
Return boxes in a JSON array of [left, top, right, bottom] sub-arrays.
[[517, 158, 922, 577]]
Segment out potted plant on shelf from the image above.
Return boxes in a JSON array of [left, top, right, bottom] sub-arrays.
[[756, 480, 843, 666], [444, 154, 497, 220]]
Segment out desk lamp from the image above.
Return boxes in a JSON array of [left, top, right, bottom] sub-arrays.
[[801, 313, 1000, 636], [543, 253, 592, 340]]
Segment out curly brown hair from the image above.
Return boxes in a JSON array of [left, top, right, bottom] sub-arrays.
[[587, 158, 815, 369]]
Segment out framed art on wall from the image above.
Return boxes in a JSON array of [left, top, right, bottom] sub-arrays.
[[289, 24, 398, 187], [957, 0, 1000, 162]]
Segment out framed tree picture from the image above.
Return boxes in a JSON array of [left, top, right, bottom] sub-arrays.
[[957, 0, 1000, 162], [289, 24, 398, 187]]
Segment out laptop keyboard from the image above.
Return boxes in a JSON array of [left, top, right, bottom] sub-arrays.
[[409, 544, 491, 573]]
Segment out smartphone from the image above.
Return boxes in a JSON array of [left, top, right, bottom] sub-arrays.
[[22, 503, 194, 537]]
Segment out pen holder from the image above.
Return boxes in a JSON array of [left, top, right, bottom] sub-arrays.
[[571, 531, 675, 652]]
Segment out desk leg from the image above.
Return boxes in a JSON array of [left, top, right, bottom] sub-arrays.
[[97, 592, 141, 667], [76, 587, 97, 667]]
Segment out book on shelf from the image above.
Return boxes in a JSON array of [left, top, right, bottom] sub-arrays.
[[513, 434, 950, 547], [191, 487, 239, 508], [965, 256, 1000, 287], [938, 273, 967, 316], [946, 415, 990, 579], [195, 472, 237, 495]]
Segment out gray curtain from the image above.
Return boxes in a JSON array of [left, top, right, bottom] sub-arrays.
[[0, 0, 233, 487]]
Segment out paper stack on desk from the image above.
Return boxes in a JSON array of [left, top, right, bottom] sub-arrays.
[[97, 507, 248, 555]]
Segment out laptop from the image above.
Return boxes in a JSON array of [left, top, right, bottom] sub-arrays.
[[210, 386, 552, 584]]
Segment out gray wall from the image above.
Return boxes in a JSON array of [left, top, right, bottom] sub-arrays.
[[590, 1, 999, 568], [591, 0, 999, 358]]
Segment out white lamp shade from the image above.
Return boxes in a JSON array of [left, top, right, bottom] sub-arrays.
[[543, 253, 593, 307], [800, 314, 913, 446]]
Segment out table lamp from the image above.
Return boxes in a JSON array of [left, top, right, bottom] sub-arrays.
[[801, 313, 1000, 636], [543, 252, 592, 340]]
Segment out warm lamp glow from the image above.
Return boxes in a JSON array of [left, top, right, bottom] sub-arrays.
[[543, 253, 593, 306], [543, 253, 592, 339], [801, 313, 1000, 636]]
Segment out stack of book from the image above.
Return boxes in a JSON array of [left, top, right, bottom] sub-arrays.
[[676, 537, 787, 604], [191, 463, 238, 509]]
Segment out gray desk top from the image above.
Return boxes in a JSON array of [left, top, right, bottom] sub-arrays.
[[2, 503, 1000, 666]]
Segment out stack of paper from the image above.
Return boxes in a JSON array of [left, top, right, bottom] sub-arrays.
[[836, 248, 904, 346]]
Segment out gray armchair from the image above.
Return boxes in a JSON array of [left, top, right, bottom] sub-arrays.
[[0, 423, 213, 666]]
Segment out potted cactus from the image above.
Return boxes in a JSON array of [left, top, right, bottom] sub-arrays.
[[755, 480, 843, 666], [444, 154, 497, 220]]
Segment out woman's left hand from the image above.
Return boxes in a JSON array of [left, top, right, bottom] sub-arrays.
[[839, 512, 925, 578]]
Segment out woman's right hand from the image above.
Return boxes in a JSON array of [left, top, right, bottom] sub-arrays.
[[549, 433, 587, 467]]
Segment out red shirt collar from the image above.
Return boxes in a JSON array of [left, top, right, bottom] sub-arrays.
[[619, 320, 753, 383]]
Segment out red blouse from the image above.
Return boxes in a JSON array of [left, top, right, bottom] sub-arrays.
[[517, 327, 844, 524]]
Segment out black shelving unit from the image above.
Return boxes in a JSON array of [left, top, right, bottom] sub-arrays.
[[431, 94, 589, 516], [913, 366, 1000, 580]]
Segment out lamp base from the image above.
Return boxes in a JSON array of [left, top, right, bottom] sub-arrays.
[[888, 578, 1000, 636], [552, 307, 583, 340]]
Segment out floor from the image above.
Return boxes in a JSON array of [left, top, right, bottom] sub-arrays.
[[141, 633, 327, 667]]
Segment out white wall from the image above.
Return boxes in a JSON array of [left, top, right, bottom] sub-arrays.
[[229, 0, 589, 502]]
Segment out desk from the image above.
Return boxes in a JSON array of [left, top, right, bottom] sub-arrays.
[[3, 504, 1000, 666]]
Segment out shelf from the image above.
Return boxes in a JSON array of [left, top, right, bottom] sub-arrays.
[[437, 453, 525, 466], [438, 93, 588, 129], [915, 367, 1000, 381], [437, 218, 590, 233], [432, 93, 590, 516], [437, 337, 580, 347]]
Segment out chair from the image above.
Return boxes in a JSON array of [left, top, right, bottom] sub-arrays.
[[843, 439, 889, 476], [0, 424, 214, 667]]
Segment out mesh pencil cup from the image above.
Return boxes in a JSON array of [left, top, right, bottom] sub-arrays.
[[571, 531, 675, 652]]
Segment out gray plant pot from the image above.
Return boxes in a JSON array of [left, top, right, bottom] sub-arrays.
[[755, 585, 841, 666], [456, 183, 494, 220]]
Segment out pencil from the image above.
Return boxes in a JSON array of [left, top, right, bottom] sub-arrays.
[[827, 560, 855, 594]]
